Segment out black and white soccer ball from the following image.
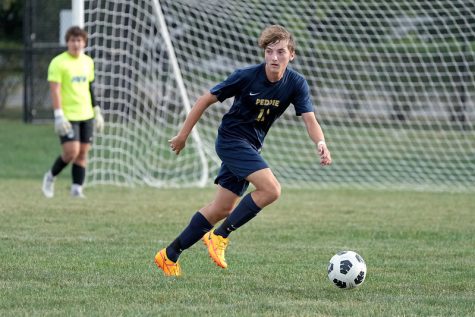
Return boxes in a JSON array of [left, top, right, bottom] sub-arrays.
[[327, 251, 367, 289]]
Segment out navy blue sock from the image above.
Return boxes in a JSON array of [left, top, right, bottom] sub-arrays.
[[166, 211, 213, 262], [214, 193, 262, 238]]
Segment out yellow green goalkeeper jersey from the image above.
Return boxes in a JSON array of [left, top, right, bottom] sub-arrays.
[[47, 51, 95, 121]]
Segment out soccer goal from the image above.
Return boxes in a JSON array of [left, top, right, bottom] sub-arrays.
[[84, 0, 475, 191]]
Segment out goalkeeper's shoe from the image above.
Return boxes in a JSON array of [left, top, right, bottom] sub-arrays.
[[42, 171, 55, 198], [154, 248, 181, 277], [70, 184, 85, 198], [202, 231, 229, 269]]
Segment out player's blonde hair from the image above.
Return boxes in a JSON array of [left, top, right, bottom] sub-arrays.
[[258, 25, 295, 53]]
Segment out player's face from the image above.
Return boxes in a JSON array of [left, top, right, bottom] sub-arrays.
[[67, 36, 86, 57], [264, 40, 294, 82]]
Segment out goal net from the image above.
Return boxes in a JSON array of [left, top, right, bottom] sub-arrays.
[[84, 0, 475, 191]]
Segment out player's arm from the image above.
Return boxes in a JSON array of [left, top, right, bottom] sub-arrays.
[[168, 91, 218, 155], [90, 81, 104, 133], [49, 81, 62, 111], [49, 81, 72, 136], [301, 112, 332, 166]]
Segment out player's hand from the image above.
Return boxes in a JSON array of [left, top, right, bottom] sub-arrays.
[[94, 106, 104, 133], [168, 135, 186, 155], [54, 113, 72, 137], [318, 142, 332, 166]]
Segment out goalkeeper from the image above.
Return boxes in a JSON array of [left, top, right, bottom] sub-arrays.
[[41, 26, 104, 198], [155, 25, 331, 276]]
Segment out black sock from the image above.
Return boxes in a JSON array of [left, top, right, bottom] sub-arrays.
[[72, 164, 86, 185], [214, 193, 262, 238], [51, 156, 68, 176], [166, 211, 213, 262]]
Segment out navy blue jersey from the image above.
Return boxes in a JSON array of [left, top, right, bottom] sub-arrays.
[[210, 63, 314, 149]]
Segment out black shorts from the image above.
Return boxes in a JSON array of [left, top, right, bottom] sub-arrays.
[[59, 118, 94, 144]]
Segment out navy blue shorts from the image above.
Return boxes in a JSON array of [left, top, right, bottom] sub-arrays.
[[214, 134, 269, 196]]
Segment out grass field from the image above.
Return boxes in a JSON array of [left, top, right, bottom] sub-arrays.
[[0, 117, 474, 316]]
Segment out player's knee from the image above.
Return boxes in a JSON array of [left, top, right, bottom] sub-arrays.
[[202, 201, 234, 224], [219, 202, 234, 217], [62, 151, 79, 163], [75, 153, 88, 165], [265, 182, 281, 203]]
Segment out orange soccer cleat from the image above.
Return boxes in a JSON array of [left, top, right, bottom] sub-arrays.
[[154, 248, 182, 277], [202, 231, 229, 269]]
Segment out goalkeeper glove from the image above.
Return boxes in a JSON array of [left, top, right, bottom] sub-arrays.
[[54, 109, 73, 137], [93, 106, 104, 133]]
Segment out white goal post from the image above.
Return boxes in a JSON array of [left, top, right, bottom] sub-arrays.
[[84, 0, 475, 192]]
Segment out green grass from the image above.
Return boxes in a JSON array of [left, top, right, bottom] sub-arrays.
[[0, 118, 474, 316]]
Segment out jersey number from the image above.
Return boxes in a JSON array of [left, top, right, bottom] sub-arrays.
[[256, 108, 270, 122]]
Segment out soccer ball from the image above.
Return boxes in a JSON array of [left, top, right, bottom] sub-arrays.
[[327, 251, 367, 289]]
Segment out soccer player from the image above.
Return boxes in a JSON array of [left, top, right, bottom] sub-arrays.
[[41, 26, 104, 198], [155, 25, 332, 276]]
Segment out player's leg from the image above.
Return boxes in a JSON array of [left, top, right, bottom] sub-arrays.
[[199, 185, 241, 269], [205, 168, 280, 269], [245, 168, 281, 207], [167, 185, 239, 260], [42, 128, 80, 198], [213, 168, 280, 238], [155, 185, 239, 276], [204, 138, 276, 268], [203, 168, 280, 268], [70, 119, 93, 198], [202, 162, 252, 268], [200, 185, 240, 224], [70, 142, 90, 197]]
